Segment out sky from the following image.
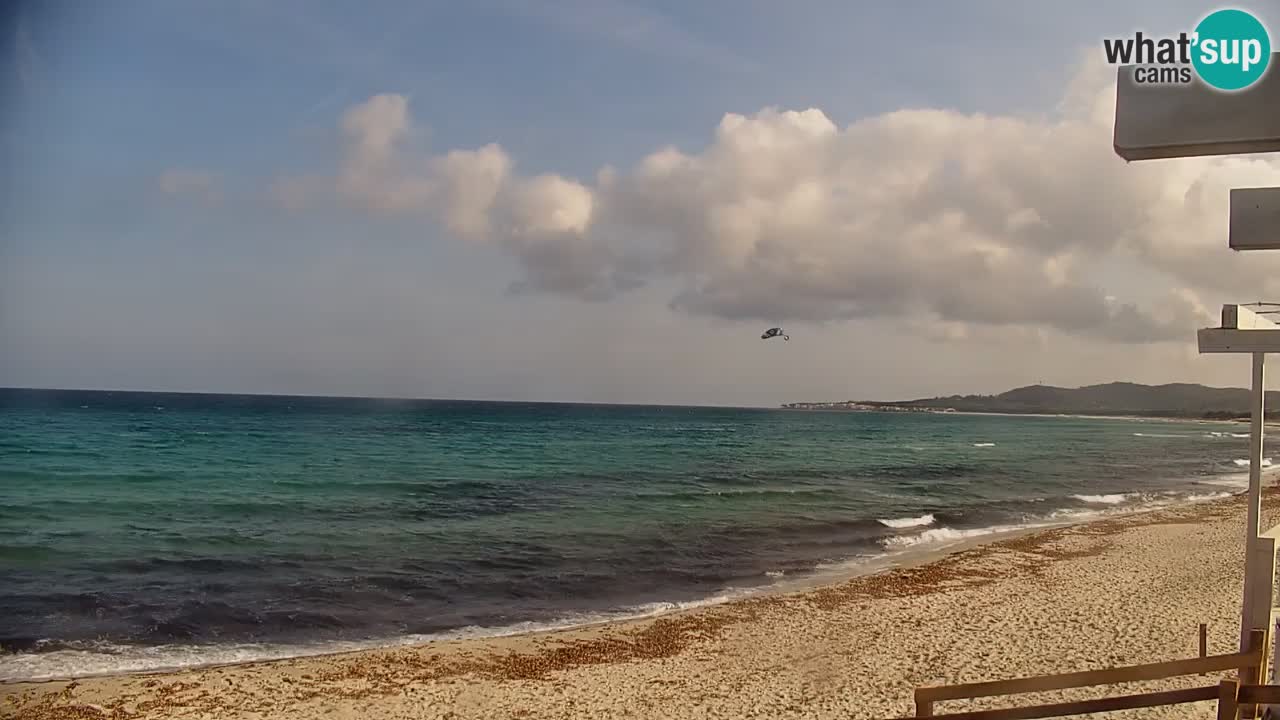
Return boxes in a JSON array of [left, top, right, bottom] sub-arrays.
[[3, 0, 1280, 407]]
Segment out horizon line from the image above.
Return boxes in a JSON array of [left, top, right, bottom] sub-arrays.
[[0, 386, 778, 411]]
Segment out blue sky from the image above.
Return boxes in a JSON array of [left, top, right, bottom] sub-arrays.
[[4, 0, 1280, 405]]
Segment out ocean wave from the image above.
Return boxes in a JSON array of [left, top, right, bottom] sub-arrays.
[[1233, 458, 1273, 467], [1207, 431, 1251, 438], [0, 483, 1251, 683], [1045, 508, 1107, 522], [631, 486, 836, 502], [881, 524, 1022, 549], [0, 593, 749, 683], [972, 442, 996, 448], [878, 513, 936, 529], [1183, 491, 1234, 503], [882, 486, 1240, 552], [1071, 493, 1131, 505]]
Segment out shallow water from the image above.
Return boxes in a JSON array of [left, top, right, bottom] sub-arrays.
[[0, 388, 1251, 679]]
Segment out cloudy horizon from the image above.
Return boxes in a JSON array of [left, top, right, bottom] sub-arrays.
[[4, 1, 1280, 407]]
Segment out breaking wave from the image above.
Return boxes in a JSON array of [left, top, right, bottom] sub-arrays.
[[878, 514, 936, 529]]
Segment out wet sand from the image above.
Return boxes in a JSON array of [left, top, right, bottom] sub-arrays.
[[4, 490, 1275, 720]]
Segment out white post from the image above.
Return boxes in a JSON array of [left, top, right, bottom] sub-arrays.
[[1251, 536, 1275, 650], [1243, 352, 1267, 655]]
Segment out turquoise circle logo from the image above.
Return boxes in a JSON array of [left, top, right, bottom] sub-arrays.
[[1192, 9, 1271, 91]]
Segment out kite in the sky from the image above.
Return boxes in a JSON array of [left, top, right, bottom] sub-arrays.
[[760, 327, 789, 341]]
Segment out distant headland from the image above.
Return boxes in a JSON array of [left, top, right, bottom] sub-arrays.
[[782, 382, 1280, 421]]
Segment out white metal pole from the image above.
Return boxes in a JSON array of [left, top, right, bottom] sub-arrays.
[[1243, 352, 1267, 655]]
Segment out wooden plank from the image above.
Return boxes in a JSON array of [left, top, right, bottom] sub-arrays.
[[1248, 550, 1274, 661], [915, 685, 934, 717], [1242, 544, 1270, 660], [1220, 680, 1240, 720], [920, 685, 1219, 720], [1198, 329, 1280, 354], [1239, 685, 1280, 704], [1224, 305, 1280, 331], [1231, 188, 1280, 252], [1241, 629, 1269, 718], [1240, 359, 1268, 662], [1202, 623, 1209, 671], [1253, 629, 1270, 720], [1113, 54, 1280, 161], [916, 650, 1261, 703]]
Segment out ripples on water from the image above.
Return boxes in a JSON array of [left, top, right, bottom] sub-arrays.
[[0, 389, 1252, 679]]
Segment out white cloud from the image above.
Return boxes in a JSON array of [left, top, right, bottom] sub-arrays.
[[431, 144, 511, 240], [335, 93, 434, 211], [509, 174, 594, 237], [275, 56, 1280, 345]]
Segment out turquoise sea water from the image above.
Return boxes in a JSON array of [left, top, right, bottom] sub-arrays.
[[0, 389, 1255, 680]]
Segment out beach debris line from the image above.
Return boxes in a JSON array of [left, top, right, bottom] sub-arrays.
[[760, 327, 789, 341]]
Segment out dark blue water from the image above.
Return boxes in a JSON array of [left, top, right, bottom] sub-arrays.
[[0, 388, 1253, 679]]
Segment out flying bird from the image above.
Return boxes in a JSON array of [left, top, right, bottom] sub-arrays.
[[761, 327, 789, 341]]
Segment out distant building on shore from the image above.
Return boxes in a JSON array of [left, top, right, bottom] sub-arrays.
[[779, 401, 955, 413]]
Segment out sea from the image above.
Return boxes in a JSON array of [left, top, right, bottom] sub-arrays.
[[0, 388, 1260, 682]]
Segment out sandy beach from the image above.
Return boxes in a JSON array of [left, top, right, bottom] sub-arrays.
[[5, 490, 1276, 720]]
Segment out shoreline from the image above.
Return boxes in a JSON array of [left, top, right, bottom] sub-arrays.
[[0, 485, 1245, 687], [779, 407, 1258, 425], [7, 487, 1275, 719], [0, 527, 1035, 686]]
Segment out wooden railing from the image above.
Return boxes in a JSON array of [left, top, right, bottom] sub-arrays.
[[908, 629, 1269, 719], [1219, 680, 1280, 720]]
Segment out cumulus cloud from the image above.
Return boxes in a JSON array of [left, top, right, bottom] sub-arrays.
[[431, 144, 511, 239], [274, 57, 1280, 344]]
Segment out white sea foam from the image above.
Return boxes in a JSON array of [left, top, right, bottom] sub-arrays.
[[1183, 491, 1234, 503], [1046, 507, 1107, 522], [972, 442, 996, 447], [883, 485, 1243, 553], [882, 524, 1024, 549], [1071, 493, 1130, 505], [0, 593, 749, 683], [5, 433, 1263, 684], [1199, 474, 1250, 488], [4, 475, 1250, 684], [878, 513, 936, 529], [1234, 458, 1273, 467]]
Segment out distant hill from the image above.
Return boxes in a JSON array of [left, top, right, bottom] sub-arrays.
[[813, 382, 1280, 420]]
